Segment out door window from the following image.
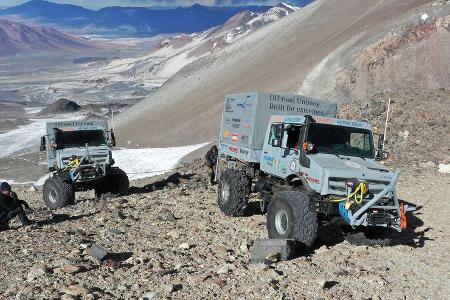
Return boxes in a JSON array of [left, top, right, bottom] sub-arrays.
[[268, 124, 283, 145], [283, 125, 302, 149]]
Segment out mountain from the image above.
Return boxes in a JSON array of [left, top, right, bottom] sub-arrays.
[[0, 19, 95, 56], [0, 0, 286, 36], [113, 0, 449, 148], [99, 3, 299, 86]]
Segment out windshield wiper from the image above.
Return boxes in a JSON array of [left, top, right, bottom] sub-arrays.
[[333, 153, 343, 159]]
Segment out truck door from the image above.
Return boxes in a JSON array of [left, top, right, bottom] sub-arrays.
[[278, 124, 302, 178], [261, 123, 283, 175]]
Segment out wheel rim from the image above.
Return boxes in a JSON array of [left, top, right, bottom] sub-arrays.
[[220, 181, 230, 204], [275, 209, 289, 235], [48, 188, 57, 204]]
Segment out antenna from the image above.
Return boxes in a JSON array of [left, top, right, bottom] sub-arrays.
[[382, 97, 391, 153], [111, 106, 115, 131]]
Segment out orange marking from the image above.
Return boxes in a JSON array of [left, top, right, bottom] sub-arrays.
[[400, 202, 407, 229]]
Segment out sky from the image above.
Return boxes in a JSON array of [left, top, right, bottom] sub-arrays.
[[0, 0, 305, 10]]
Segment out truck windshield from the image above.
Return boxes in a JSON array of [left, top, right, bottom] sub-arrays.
[[307, 123, 374, 158], [56, 130, 106, 149]]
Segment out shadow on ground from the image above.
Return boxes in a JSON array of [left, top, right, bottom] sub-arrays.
[[37, 212, 99, 226], [128, 172, 196, 195], [310, 203, 430, 254]]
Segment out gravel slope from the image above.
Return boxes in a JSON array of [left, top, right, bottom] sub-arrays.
[[0, 162, 448, 299]]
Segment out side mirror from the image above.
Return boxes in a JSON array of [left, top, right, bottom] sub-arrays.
[[376, 150, 389, 160], [271, 139, 281, 147], [110, 130, 116, 147], [40, 136, 46, 151]]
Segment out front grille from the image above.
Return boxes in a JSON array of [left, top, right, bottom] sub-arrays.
[[62, 154, 109, 165], [328, 177, 390, 194]]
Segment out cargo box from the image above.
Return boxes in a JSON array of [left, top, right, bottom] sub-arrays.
[[219, 92, 337, 162]]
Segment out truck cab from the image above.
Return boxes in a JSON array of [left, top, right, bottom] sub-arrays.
[[260, 115, 393, 196], [39, 120, 129, 209]]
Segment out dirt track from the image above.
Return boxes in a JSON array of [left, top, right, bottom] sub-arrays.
[[0, 164, 448, 299]]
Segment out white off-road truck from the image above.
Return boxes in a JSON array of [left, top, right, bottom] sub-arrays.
[[217, 93, 410, 247], [40, 120, 129, 209]]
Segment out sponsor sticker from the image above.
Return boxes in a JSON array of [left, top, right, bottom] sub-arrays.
[[228, 146, 238, 153], [307, 177, 320, 184], [239, 148, 249, 155], [223, 130, 230, 138], [263, 155, 274, 162], [225, 98, 235, 112], [232, 133, 239, 144]]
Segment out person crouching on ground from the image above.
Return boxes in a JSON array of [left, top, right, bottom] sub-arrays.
[[205, 145, 218, 185], [0, 182, 33, 230]]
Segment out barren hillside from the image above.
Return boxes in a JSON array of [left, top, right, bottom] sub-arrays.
[[0, 19, 95, 56], [113, 0, 448, 149]]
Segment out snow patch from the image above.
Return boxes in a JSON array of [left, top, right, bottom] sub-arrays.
[[0, 114, 77, 159], [24, 107, 44, 114], [281, 3, 300, 11], [438, 164, 450, 174], [1, 143, 209, 186], [0, 174, 49, 187], [112, 143, 209, 180]]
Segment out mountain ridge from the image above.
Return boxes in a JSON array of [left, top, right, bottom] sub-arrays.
[[0, 0, 305, 36]]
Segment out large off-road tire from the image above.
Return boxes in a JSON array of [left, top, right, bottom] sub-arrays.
[[43, 177, 75, 209], [218, 168, 250, 217], [103, 167, 129, 195], [266, 191, 318, 247]]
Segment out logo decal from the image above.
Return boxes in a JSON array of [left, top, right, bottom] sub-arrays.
[[237, 101, 246, 109], [290, 161, 296, 171]]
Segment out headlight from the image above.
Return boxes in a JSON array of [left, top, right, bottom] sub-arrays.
[[346, 178, 369, 194], [346, 178, 359, 189]]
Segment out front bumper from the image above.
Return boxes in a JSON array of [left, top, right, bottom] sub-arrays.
[[341, 169, 415, 232]]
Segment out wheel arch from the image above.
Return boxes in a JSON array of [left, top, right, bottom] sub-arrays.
[[286, 174, 312, 191]]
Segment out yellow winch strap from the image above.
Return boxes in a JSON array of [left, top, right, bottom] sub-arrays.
[[330, 182, 367, 208]]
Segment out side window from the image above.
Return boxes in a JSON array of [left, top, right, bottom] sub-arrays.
[[268, 124, 282, 145]]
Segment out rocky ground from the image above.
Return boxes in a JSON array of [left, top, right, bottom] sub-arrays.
[[0, 160, 449, 299], [339, 88, 450, 173]]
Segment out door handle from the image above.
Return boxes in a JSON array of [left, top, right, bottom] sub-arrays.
[[263, 152, 268, 154]]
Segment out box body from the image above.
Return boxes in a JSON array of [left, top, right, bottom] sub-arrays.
[[219, 92, 337, 162]]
